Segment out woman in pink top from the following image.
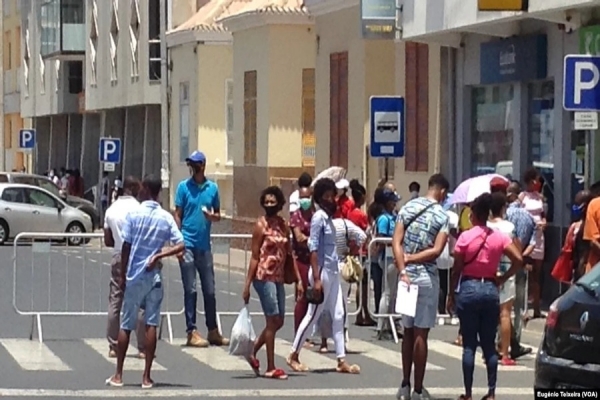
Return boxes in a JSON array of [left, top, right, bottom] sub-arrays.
[[447, 193, 522, 400], [519, 168, 546, 318]]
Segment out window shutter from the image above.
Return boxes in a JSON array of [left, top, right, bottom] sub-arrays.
[[329, 54, 340, 167], [302, 68, 316, 167], [405, 42, 429, 172], [243, 71, 257, 165]]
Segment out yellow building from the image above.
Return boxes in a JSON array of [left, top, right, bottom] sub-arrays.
[[1, 0, 28, 172], [305, 0, 450, 200]]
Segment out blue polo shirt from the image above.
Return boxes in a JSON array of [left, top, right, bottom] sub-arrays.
[[175, 178, 220, 250]]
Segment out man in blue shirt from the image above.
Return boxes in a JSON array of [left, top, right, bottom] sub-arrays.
[[106, 174, 184, 389], [175, 151, 229, 347]]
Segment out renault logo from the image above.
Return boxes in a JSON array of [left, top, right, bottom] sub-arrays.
[[580, 311, 589, 331]]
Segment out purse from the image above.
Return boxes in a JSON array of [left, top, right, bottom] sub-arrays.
[[340, 220, 363, 283], [551, 222, 577, 283], [283, 254, 297, 285], [305, 287, 324, 305]]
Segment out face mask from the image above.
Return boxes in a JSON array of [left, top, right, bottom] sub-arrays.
[[320, 200, 337, 216], [263, 205, 280, 217], [572, 204, 584, 220], [299, 198, 312, 211]]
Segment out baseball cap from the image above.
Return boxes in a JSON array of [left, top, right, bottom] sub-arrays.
[[186, 150, 206, 164]]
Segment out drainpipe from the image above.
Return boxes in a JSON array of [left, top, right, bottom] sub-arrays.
[[159, 0, 170, 200]]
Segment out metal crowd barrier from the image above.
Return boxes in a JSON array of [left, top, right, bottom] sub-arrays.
[[12, 232, 184, 343]]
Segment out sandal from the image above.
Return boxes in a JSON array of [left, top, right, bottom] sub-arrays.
[[500, 357, 517, 366], [264, 368, 288, 380], [246, 356, 260, 377], [458, 396, 471, 400], [286, 356, 309, 372], [336, 362, 360, 374], [105, 376, 123, 388], [319, 346, 328, 354]]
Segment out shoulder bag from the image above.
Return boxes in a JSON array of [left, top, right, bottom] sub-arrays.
[[341, 220, 363, 283]]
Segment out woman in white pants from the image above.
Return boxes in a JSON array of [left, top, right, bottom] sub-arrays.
[[287, 178, 360, 374]]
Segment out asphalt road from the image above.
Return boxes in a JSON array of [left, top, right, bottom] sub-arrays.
[[0, 243, 541, 399]]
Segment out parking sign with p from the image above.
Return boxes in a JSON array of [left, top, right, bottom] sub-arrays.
[[99, 138, 121, 164], [564, 55, 600, 111], [19, 129, 36, 149]]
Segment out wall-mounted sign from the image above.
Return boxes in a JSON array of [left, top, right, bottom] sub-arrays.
[[579, 25, 600, 56], [478, 0, 528, 11], [480, 34, 547, 84], [360, 0, 397, 40]]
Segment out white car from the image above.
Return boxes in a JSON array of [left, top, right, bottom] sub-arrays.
[[0, 183, 93, 246]]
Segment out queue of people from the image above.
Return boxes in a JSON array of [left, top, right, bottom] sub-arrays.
[[99, 154, 589, 399]]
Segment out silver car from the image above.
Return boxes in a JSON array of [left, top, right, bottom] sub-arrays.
[[0, 183, 93, 246]]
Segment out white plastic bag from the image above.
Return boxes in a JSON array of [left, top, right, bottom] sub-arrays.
[[228, 307, 256, 357]]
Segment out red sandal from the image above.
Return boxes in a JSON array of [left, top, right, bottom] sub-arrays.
[[264, 368, 288, 380], [246, 357, 260, 377]]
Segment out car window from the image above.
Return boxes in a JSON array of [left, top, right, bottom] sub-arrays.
[[27, 189, 58, 208], [0, 174, 9, 183], [12, 176, 38, 186], [1, 188, 26, 203], [37, 178, 61, 196], [578, 264, 600, 290]]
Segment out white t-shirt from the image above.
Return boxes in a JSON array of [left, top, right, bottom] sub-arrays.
[[436, 210, 459, 270], [104, 196, 141, 254], [289, 190, 300, 213]]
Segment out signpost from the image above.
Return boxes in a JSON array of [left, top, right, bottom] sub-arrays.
[[360, 0, 398, 40], [99, 137, 121, 164], [18, 129, 36, 149], [369, 96, 404, 181]]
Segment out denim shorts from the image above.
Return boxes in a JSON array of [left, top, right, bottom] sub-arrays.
[[253, 280, 285, 318], [121, 273, 163, 331], [401, 282, 439, 329]]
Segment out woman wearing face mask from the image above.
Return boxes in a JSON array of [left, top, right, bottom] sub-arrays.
[[519, 168, 546, 319], [447, 193, 523, 400], [288, 178, 360, 374], [242, 186, 303, 380], [290, 186, 315, 346]]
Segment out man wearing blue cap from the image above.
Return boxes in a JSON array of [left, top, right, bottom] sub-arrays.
[[174, 151, 229, 347]]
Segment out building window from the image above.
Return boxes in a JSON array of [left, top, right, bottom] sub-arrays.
[[15, 27, 21, 68], [329, 52, 348, 169], [179, 82, 190, 162], [302, 68, 316, 167], [109, 0, 119, 83], [23, 28, 30, 96], [244, 71, 257, 165], [54, 59, 61, 92], [471, 85, 515, 176], [4, 118, 12, 150], [225, 79, 234, 165], [148, 0, 161, 81], [3, 31, 11, 71], [129, 0, 140, 78], [3, 0, 11, 17], [39, 54, 46, 94], [89, 0, 98, 86], [67, 61, 83, 94], [405, 42, 429, 172]]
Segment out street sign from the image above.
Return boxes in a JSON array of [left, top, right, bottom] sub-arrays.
[[564, 55, 600, 111], [98, 138, 121, 163], [103, 162, 115, 172], [369, 96, 404, 158], [360, 0, 397, 40], [574, 111, 599, 130], [18, 129, 36, 149]]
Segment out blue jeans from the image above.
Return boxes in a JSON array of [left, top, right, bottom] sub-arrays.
[[456, 279, 500, 398], [370, 262, 383, 313], [253, 280, 285, 317], [179, 248, 217, 332]]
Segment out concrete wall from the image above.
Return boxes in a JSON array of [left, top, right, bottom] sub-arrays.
[[84, 0, 161, 110], [123, 106, 145, 179]]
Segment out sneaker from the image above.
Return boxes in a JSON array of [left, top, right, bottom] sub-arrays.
[[396, 384, 411, 400], [207, 329, 230, 346], [187, 330, 209, 347], [411, 388, 431, 400]]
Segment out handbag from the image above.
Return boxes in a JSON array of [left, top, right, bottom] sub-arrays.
[[305, 287, 324, 305], [341, 220, 363, 283], [283, 254, 297, 284]]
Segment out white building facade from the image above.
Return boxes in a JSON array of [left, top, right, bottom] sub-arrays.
[[20, 0, 166, 191]]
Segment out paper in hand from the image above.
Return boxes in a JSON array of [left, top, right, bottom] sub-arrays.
[[395, 281, 419, 318]]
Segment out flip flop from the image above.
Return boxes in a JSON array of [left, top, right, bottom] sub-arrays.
[[105, 376, 123, 387], [336, 363, 360, 374], [286, 356, 309, 372], [319, 347, 328, 354], [246, 357, 260, 377], [141, 380, 154, 389], [264, 368, 288, 380]]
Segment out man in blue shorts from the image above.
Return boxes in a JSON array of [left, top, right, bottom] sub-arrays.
[[106, 175, 184, 389], [175, 151, 229, 347]]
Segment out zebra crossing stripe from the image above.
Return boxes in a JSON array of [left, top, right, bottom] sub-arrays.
[[0, 339, 71, 371], [428, 340, 534, 371], [273, 338, 335, 368], [347, 339, 444, 370], [170, 339, 251, 371], [82, 339, 166, 371]]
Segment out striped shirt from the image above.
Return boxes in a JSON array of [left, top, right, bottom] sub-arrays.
[[122, 200, 184, 282], [332, 218, 367, 259], [308, 209, 338, 272]]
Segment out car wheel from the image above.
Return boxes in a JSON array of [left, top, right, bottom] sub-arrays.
[[66, 222, 85, 246], [0, 219, 8, 245]]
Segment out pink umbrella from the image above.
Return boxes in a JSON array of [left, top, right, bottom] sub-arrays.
[[447, 174, 509, 206]]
